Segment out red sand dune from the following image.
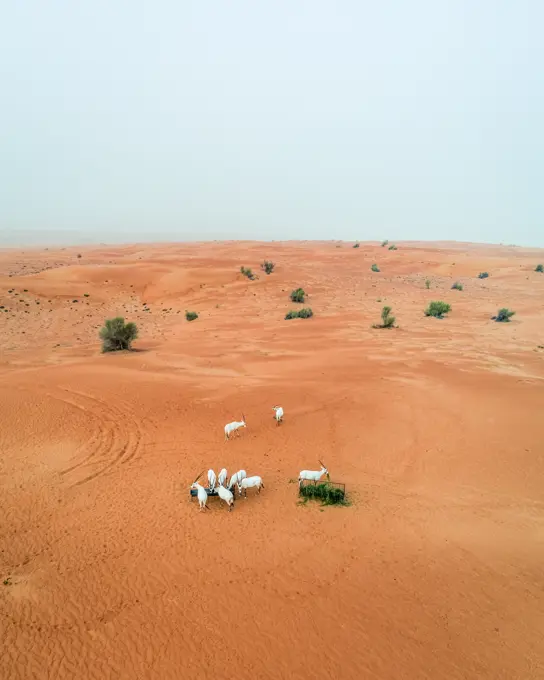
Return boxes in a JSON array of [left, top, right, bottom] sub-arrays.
[[1, 241, 543, 679]]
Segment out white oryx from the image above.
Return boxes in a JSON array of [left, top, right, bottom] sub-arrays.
[[207, 468, 217, 490], [272, 406, 284, 425], [238, 475, 264, 497], [224, 414, 246, 441], [298, 460, 329, 488], [215, 485, 235, 511], [228, 469, 247, 494], [190, 472, 209, 512], [217, 468, 228, 487]]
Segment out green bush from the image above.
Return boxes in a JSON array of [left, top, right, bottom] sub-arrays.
[[353, 242, 360, 248], [371, 264, 380, 272], [451, 282, 463, 291], [261, 260, 275, 275], [299, 482, 346, 505], [425, 301, 451, 318], [373, 305, 395, 328], [240, 266, 255, 280], [535, 264, 543, 273], [425, 279, 431, 289], [285, 308, 313, 320], [493, 308, 515, 322], [185, 311, 198, 321], [478, 272, 489, 279], [290, 288, 305, 303], [99, 317, 138, 352], [388, 244, 397, 250], [381, 240, 389, 247]]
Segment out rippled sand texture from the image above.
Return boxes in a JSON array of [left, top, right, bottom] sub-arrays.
[[1, 241, 543, 679]]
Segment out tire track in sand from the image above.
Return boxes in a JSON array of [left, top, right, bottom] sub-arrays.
[[48, 387, 144, 486]]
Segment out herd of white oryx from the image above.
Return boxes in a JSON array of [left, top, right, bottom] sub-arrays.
[[190, 406, 330, 512]]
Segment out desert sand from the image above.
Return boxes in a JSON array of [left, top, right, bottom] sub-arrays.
[[1, 240, 543, 680]]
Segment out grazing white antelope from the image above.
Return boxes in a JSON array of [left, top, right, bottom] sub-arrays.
[[190, 472, 209, 512], [298, 460, 329, 488], [228, 469, 247, 494], [218, 468, 228, 487], [207, 469, 217, 490], [238, 475, 264, 498], [215, 485, 235, 511], [272, 406, 284, 425], [224, 414, 246, 441]]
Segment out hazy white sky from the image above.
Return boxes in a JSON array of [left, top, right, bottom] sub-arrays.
[[1, 1, 543, 246]]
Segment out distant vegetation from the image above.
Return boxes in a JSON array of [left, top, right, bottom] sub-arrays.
[[285, 308, 313, 320], [425, 301, 451, 318], [388, 244, 397, 251], [261, 260, 275, 275], [100, 317, 138, 352], [493, 308, 515, 323], [425, 279, 431, 289], [290, 288, 306, 303], [478, 272, 489, 279], [371, 264, 380, 273], [535, 264, 543, 273], [381, 240, 389, 247], [240, 266, 256, 280], [353, 241, 360, 248], [185, 311, 198, 321], [451, 282, 463, 291], [373, 305, 396, 329]]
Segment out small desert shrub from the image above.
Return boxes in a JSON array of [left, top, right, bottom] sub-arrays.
[[425, 279, 431, 289], [388, 244, 397, 250], [84, 293, 90, 297], [493, 308, 515, 322], [285, 308, 313, 320], [373, 305, 396, 328], [240, 266, 255, 280], [77, 253, 82, 258], [353, 241, 360, 248], [478, 272, 489, 279], [185, 311, 198, 321], [451, 282, 463, 291], [425, 301, 451, 318], [299, 482, 346, 506], [290, 288, 305, 303], [261, 260, 275, 275], [99, 317, 138, 352], [535, 264, 543, 273], [381, 240, 389, 247], [371, 264, 380, 272]]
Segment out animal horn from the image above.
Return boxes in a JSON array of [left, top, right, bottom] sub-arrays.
[[318, 460, 325, 467], [242, 413, 246, 422], [192, 470, 204, 484]]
